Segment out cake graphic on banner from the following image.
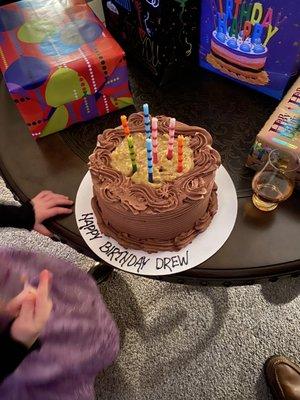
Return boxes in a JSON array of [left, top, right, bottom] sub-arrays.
[[205, 0, 281, 86], [89, 107, 221, 253]]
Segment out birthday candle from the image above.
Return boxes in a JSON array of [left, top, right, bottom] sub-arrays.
[[167, 118, 176, 160], [143, 103, 151, 139], [146, 138, 153, 183], [127, 135, 137, 173], [151, 117, 159, 164], [177, 135, 184, 173], [121, 115, 130, 137]]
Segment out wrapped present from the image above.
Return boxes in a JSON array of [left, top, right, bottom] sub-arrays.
[[199, 0, 300, 99], [102, 0, 199, 82], [0, 0, 133, 139], [246, 76, 300, 185]]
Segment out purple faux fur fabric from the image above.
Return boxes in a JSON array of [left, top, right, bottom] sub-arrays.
[[0, 248, 119, 400]]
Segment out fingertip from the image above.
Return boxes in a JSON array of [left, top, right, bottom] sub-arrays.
[[47, 270, 53, 281], [58, 207, 73, 214], [40, 270, 53, 285], [40, 269, 49, 279]]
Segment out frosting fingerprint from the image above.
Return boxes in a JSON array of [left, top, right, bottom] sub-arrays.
[[89, 113, 221, 252]]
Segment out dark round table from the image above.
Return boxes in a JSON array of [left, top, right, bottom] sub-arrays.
[[1, 64, 300, 285]]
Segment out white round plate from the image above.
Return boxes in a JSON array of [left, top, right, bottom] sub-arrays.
[[75, 166, 237, 276]]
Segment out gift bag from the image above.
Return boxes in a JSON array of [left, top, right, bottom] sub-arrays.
[[102, 0, 199, 82], [246, 76, 300, 186], [0, 0, 133, 139], [199, 0, 300, 99]]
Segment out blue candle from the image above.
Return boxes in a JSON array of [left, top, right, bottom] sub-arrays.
[[217, 12, 227, 34], [143, 103, 151, 139], [146, 138, 153, 183]]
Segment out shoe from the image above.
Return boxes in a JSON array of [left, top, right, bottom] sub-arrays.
[[88, 262, 113, 284], [265, 355, 300, 400]]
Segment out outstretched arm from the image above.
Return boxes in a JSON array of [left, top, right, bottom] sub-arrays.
[[0, 191, 73, 235], [0, 202, 35, 230]]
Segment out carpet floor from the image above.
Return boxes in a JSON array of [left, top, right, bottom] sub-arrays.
[[0, 177, 299, 400]]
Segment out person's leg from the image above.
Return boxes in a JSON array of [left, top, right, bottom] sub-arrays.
[[265, 355, 300, 400], [88, 261, 113, 284]]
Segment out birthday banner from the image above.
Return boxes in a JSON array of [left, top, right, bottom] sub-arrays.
[[199, 0, 300, 99], [102, 0, 199, 81], [0, 0, 133, 139]]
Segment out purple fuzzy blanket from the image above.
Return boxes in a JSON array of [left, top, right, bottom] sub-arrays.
[[0, 248, 119, 400]]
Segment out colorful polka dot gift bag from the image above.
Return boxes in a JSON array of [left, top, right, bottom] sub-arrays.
[[0, 0, 133, 139]]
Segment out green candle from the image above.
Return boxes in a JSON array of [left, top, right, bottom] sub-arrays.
[[127, 135, 137, 173]]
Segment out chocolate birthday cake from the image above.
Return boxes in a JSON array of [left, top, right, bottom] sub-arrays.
[[89, 113, 221, 252]]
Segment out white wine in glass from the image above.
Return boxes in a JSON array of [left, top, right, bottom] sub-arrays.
[[252, 149, 298, 211]]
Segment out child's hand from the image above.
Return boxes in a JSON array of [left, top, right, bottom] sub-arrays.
[[31, 191, 73, 236], [10, 270, 53, 348], [5, 285, 37, 318]]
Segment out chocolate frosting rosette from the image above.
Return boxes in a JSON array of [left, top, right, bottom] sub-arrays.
[[89, 113, 221, 252]]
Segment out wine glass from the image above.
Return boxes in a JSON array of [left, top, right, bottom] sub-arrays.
[[252, 149, 299, 211]]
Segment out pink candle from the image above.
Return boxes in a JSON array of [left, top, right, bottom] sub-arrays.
[[152, 117, 158, 164], [167, 118, 176, 160]]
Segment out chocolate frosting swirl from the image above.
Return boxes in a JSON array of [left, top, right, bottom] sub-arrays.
[[89, 113, 221, 252]]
